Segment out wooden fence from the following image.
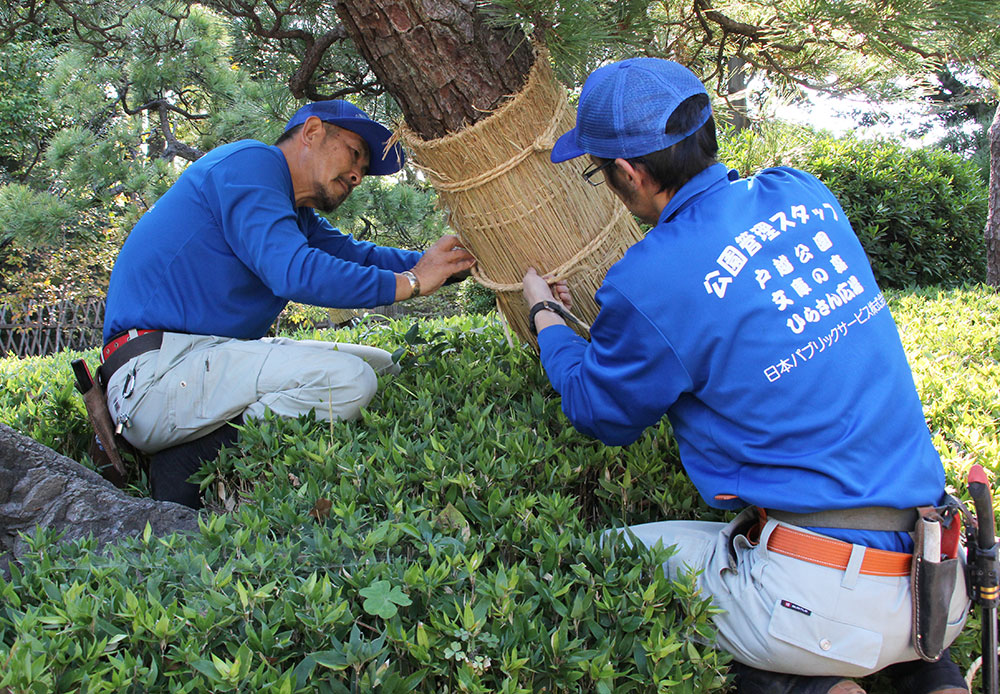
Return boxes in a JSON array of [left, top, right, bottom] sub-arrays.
[[0, 297, 403, 359], [0, 297, 106, 358]]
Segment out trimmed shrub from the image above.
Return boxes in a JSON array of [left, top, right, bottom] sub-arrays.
[[719, 125, 988, 290], [2, 287, 999, 692], [0, 315, 726, 693], [457, 280, 497, 316], [0, 348, 94, 463], [786, 137, 987, 289]]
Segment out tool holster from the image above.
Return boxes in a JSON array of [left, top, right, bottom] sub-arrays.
[[911, 501, 964, 661], [72, 358, 136, 487]]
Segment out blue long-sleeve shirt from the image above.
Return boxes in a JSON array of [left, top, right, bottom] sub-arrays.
[[539, 164, 944, 549], [104, 140, 420, 341]]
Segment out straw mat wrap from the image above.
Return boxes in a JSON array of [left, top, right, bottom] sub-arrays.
[[399, 55, 644, 350]]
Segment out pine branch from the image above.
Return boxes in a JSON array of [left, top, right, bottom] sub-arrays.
[[156, 102, 205, 162], [288, 26, 350, 99]]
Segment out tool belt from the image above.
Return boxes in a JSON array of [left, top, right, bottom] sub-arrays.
[[70, 329, 161, 488], [98, 329, 163, 388], [762, 502, 963, 662], [767, 506, 919, 532]]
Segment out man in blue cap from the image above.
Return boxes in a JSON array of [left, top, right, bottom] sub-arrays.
[[102, 100, 474, 508], [522, 58, 969, 693]]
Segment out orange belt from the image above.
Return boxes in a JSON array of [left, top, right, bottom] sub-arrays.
[[767, 524, 912, 577]]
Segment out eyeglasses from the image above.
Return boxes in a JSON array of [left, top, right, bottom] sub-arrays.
[[582, 159, 616, 186]]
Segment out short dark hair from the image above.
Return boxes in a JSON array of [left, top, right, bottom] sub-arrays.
[[273, 121, 341, 146], [607, 94, 718, 194], [274, 123, 302, 146]]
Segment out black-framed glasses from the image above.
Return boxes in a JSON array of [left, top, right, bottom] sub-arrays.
[[582, 159, 616, 186]]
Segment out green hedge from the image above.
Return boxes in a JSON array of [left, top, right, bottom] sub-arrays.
[[719, 126, 989, 290], [0, 349, 93, 463], [0, 316, 726, 694], [2, 287, 999, 693], [788, 137, 988, 289]]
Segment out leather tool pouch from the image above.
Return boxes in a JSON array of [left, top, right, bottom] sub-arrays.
[[73, 358, 136, 488], [910, 503, 961, 661]]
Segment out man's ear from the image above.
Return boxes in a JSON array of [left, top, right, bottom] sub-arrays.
[[614, 158, 644, 187], [300, 116, 327, 147]]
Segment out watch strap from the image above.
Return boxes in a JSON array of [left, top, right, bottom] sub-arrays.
[[528, 300, 583, 335]]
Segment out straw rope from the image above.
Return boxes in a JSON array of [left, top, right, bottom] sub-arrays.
[[470, 203, 630, 291], [415, 97, 571, 193], [399, 51, 645, 350]]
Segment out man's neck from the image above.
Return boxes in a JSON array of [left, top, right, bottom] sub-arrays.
[[277, 140, 313, 209]]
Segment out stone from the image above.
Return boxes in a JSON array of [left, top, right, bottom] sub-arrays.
[[0, 424, 198, 578]]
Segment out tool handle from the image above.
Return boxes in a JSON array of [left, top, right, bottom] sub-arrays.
[[970, 464, 997, 549], [71, 359, 94, 395]]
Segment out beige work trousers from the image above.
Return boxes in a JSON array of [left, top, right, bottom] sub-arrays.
[[105, 333, 398, 453], [621, 508, 969, 676]]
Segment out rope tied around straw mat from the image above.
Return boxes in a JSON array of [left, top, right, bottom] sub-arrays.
[[414, 96, 571, 194], [470, 203, 630, 294]]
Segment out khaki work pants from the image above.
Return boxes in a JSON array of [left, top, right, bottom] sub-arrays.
[[620, 509, 968, 676], [105, 332, 398, 453]]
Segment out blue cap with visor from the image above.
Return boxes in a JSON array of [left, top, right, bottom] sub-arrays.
[[284, 100, 405, 176], [551, 58, 712, 163]]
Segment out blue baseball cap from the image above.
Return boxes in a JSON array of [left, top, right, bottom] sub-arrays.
[[284, 100, 405, 175], [551, 58, 712, 163]]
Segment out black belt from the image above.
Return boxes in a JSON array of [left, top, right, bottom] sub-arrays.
[[766, 506, 919, 532], [98, 331, 164, 388]]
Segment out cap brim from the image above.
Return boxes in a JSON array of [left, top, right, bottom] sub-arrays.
[[326, 117, 405, 175], [550, 128, 586, 163]]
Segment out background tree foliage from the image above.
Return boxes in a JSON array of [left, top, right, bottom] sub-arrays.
[[0, 0, 997, 301]]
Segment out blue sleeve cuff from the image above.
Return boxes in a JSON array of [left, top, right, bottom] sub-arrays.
[[376, 269, 398, 306], [537, 322, 578, 348]]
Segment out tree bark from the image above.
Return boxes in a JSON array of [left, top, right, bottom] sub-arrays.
[[724, 56, 750, 131], [329, 0, 645, 350], [329, 0, 535, 139], [987, 101, 1000, 287]]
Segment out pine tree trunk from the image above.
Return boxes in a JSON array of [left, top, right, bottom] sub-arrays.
[[987, 101, 1000, 287], [329, 0, 535, 140], [330, 0, 646, 350], [724, 56, 750, 131]]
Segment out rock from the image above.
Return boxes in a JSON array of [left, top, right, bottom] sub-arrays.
[[0, 424, 198, 578]]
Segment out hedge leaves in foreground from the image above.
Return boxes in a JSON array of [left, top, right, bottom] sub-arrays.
[[2, 287, 998, 693], [0, 314, 726, 693]]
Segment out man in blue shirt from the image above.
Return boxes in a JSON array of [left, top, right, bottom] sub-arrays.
[[522, 59, 968, 693], [102, 100, 474, 508]]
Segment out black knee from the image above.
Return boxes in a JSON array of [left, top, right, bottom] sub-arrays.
[[149, 423, 239, 509], [882, 649, 968, 694], [730, 662, 853, 694]]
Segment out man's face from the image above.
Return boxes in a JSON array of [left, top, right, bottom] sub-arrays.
[[595, 155, 661, 226], [309, 125, 371, 213], [597, 158, 634, 206]]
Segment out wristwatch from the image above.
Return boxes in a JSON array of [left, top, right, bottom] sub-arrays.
[[402, 270, 421, 298], [528, 300, 583, 335]]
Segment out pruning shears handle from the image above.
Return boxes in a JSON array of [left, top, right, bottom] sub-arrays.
[[967, 464, 999, 694], [970, 465, 997, 551], [72, 358, 95, 394]]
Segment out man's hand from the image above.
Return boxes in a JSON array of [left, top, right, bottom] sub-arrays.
[[523, 268, 573, 335], [522, 268, 572, 308], [405, 235, 476, 299]]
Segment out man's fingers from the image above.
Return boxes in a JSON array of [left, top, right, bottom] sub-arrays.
[[450, 252, 476, 264]]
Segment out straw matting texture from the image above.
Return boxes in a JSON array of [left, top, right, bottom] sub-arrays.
[[400, 55, 644, 350]]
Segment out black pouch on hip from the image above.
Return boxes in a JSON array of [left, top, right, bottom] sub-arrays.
[[911, 503, 962, 661]]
